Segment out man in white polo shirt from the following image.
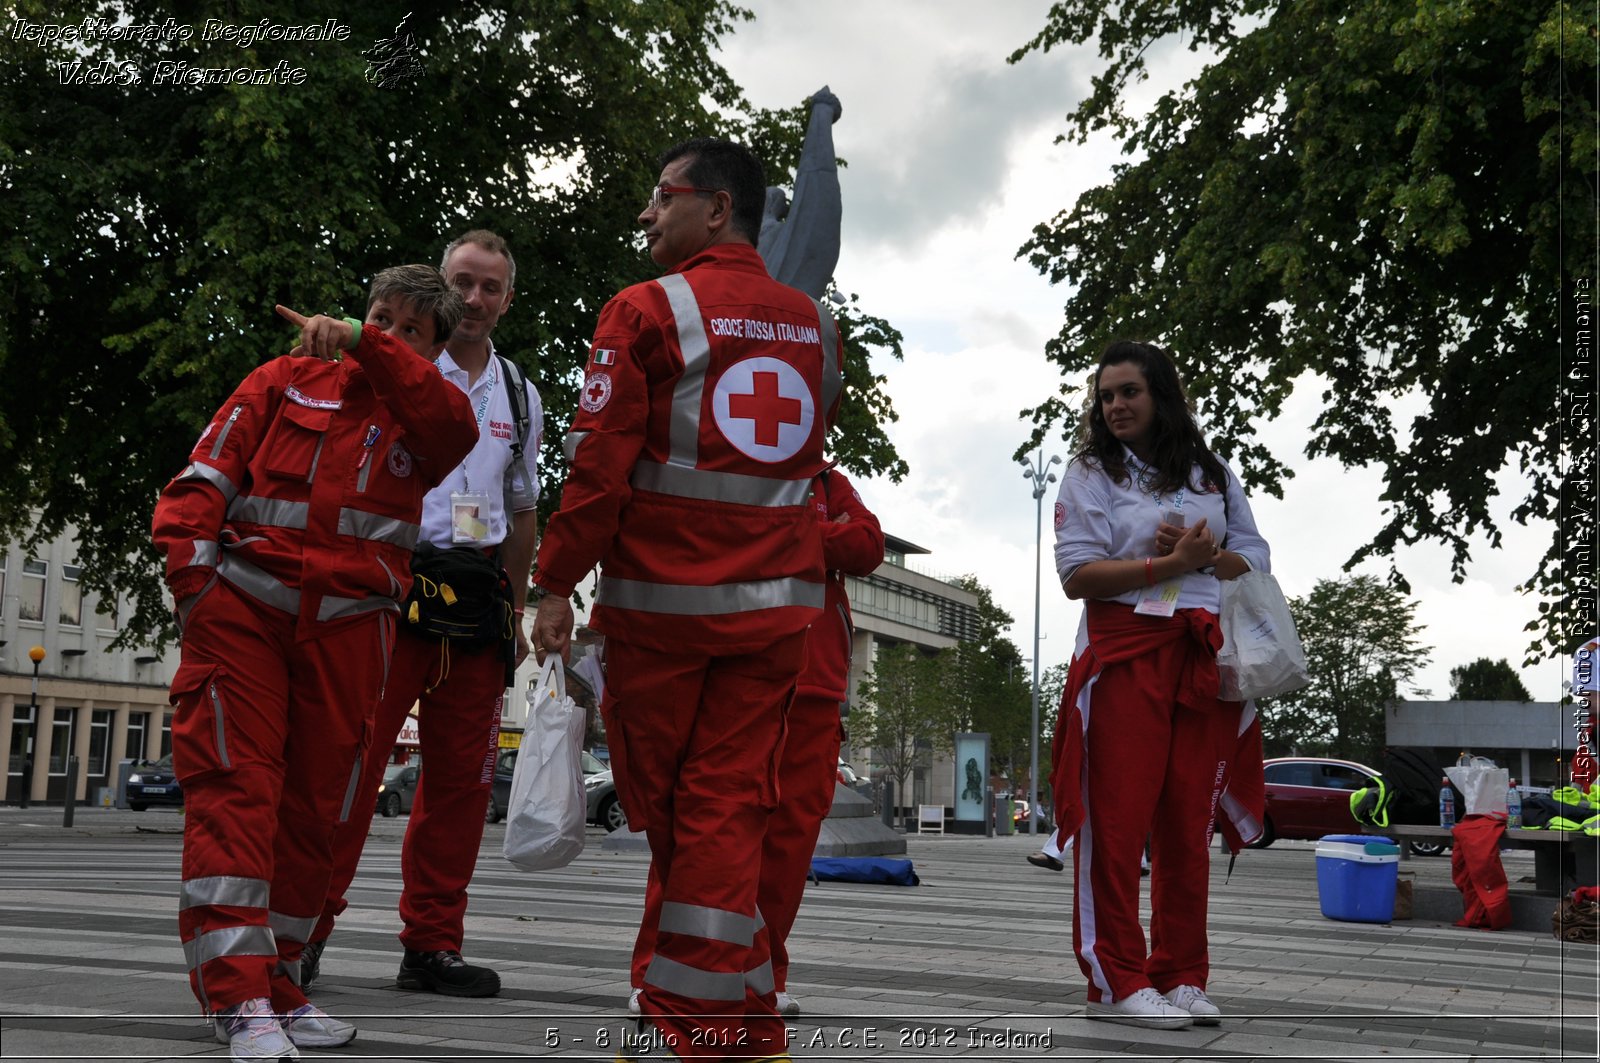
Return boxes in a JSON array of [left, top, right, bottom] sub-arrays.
[[306, 230, 542, 997]]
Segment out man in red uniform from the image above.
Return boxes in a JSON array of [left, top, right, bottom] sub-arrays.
[[152, 265, 477, 1059], [531, 137, 842, 1062], [627, 467, 883, 1019], [306, 231, 542, 998]]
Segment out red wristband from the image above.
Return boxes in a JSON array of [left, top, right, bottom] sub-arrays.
[[1144, 557, 1155, 586]]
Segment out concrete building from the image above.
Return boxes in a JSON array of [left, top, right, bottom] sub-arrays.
[[0, 529, 175, 805], [1386, 699, 1589, 787], [841, 533, 984, 812]]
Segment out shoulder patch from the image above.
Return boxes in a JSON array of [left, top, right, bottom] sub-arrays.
[[580, 372, 614, 413], [387, 441, 414, 478]]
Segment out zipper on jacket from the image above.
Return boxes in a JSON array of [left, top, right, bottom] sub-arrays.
[[308, 435, 327, 485], [209, 405, 243, 459], [208, 681, 232, 770]]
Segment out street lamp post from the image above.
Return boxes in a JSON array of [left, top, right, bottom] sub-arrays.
[[21, 646, 45, 810], [1022, 451, 1061, 835]]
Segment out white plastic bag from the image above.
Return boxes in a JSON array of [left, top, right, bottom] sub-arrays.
[[1445, 756, 1509, 817], [1216, 567, 1311, 701], [502, 654, 586, 871]]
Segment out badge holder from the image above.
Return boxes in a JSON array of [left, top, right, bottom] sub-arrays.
[[451, 491, 492, 545], [1133, 581, 1181, 618]]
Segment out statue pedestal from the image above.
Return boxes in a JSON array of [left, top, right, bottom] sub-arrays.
[[600, 783, 905, 856]]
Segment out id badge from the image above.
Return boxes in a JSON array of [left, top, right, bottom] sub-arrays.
[[1133, 580, 1181, 618], [450, 491, 492, 544]]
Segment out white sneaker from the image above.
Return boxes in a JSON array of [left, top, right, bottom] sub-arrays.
[[281, 1003, 357, 1047], [627, 987, 642, 1016], [1087, 986, 1194, 1029], [776, 990, 801, 1018], [212, 998, 300, 1059], [1164, 984, 1221, 1025]]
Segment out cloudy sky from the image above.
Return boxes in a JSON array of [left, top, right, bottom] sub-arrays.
[[710, 1, 1564, 700]]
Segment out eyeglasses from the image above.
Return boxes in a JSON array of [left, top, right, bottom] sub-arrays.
[[647, 184, 718, 212]]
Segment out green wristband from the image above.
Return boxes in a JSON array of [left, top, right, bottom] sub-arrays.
[[342, 317, 365, 350]]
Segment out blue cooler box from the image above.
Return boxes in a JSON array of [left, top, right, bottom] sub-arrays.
[[1315, 834, 1401, 923]]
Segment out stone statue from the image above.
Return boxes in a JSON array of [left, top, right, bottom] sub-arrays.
[[758, 86, 842, 301]]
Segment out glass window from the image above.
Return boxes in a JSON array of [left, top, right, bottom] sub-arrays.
[[59, 563, 83, 627], [48, 707, 75, 775], [1267, 761, 1317, 786], [125, 714, 148, 762], [88, 710, 112, 776], [18, 558, 46, 622], [8, 706, 35, 776], [159, 715, 172, 759], [97, 594, 119, 631], [1320, 764, 1371, 790]]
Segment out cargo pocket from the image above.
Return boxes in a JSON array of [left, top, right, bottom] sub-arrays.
[[169, 660, 235, 780], [262, 402, 333, 483]]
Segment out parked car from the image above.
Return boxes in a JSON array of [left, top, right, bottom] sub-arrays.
[[585, 768, 627, 832], [376, 761, 422, 818], [126, 754, 183, 811], [1254, 756, 1380, 847], [486, 748, 606, 825]]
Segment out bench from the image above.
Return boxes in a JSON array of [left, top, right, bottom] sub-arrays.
[[1367, 824, 1598, 896]]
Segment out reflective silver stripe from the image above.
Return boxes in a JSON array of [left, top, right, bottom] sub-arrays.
[[189, 540, 220, 568], [276, 957, 302, 987], [227, 495, 309, 530], [656, 274, 711, 467], [642, 955, 747, 1002], [631, 461, 811, 508], [339, 747, 362, 823], [564, 430, 590, 465], [744, 959, 775, 997], [217, 555, 300, 615], [179, 876, 269, 911], [317, 592, 400, 623], [308, 434, 326, 485], [179, 461, 240, 504], [337, 508, 421, 549], [658, 902, 755, 947], [598, 576, 824, 617], [209, 405, 243, 459], [1218, 790, 1263, 845], [812, 299, 842, 414], [183, 924, 277, 973], [207, 679, 231, 770], [267, 911, 318, 944]]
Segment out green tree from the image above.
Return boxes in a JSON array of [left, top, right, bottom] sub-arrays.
[[1263, 576, 1430, 763], [1449, 657, 1532, 702], [1010, 2, 1596, 659], [936, 576, 1033, 779], [855, 641, 943, 820], [0, 1, 904, 648]]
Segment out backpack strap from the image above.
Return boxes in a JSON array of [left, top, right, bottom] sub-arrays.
[[495, 354, 534, 520]]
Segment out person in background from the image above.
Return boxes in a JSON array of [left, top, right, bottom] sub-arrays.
[[306, 231, 542, 999], [532, 136, 841, 1061], [628, 466, 883, 1020], [1049, 339, 1268, 1030], [152, 267, 475, 1059]]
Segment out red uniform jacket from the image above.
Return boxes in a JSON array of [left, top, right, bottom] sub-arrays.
[[152, 325, 477, 637], [797, 468, 884, 702], [535, 243, 844, 655]]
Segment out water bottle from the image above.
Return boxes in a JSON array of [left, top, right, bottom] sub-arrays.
[[1439, 777, 1456, 827], [1506, 780, 1522, 829]]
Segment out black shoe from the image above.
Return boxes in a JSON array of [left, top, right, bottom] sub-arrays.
[[397, 948, 501, 997], [1027, 851, 1065, 872], [300, 937, 327, 990]]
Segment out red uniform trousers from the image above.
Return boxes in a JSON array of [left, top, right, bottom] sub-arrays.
[[173, 579, 388, 1014], [316, 625, 504, 951], [1071, 616, 1240, 1003], [631, 691, 843, 993], [606, 632, 805, 1061]]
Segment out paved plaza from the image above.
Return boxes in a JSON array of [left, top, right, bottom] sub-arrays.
[[0, 805, 1595, 1061]]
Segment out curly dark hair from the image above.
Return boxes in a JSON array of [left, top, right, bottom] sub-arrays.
[[1073, 339, 1228, 497]]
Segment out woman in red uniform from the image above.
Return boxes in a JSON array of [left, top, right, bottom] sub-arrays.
[[1050, 340, 1268, 1029]]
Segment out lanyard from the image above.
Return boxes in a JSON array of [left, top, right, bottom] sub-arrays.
[[1130, 454, 1185, 511]]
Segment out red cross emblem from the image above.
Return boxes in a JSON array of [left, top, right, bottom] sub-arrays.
[[728, 371, 803, 447], [580, 372, 613, 413]]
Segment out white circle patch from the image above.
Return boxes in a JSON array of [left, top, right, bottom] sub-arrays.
[[580, 372, 613, 414], [712, 357, 814, 463]]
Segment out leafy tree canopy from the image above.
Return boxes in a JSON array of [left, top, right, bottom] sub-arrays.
[[1449, 656, 1532, 702], [1011, 1, 1596, 660], [0, 1, 904, 649], [1263, 575, 1430, 764]]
